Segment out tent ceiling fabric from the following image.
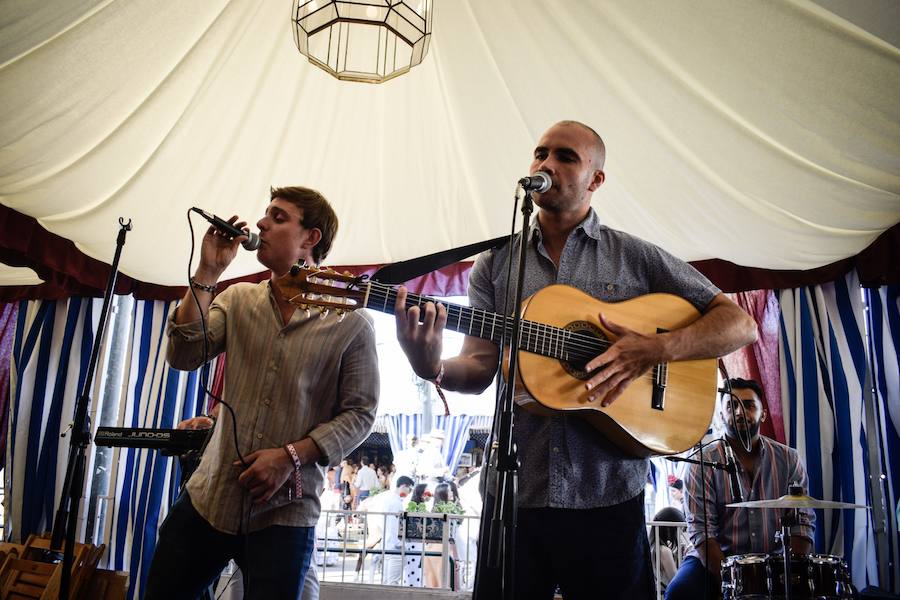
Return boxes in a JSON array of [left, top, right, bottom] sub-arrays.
[[1, 0, 898, 287]]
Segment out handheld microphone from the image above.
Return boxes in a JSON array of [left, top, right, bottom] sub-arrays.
[[518, 171, 551, 193], [191, 207, 260, 250], [723, 444, 744, 503]]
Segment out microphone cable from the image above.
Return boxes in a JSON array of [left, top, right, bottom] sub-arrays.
[[186, 209, 255, 596], [185, 209, 247, 468]]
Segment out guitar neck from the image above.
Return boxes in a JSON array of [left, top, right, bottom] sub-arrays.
[[361, 282, 597, 363]]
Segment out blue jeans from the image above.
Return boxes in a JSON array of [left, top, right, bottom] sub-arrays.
[[664, 555, 721, 600], [143, 492, 314, 600]]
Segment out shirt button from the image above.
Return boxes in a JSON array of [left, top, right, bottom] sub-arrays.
[[606, 283, 614, 291], [553, 447, 559, 453], [257, 433, 263, 440], [264, 398, 271, 406]]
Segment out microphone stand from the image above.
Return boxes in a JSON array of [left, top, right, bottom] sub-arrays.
[[49, 218, 132, 600], [474, 187, 536, 600]]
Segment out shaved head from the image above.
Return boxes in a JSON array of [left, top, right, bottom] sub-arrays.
[[556, 120, 606, 170]]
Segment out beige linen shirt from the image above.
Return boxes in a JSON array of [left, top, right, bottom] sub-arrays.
[[167, 280, 379, 533]]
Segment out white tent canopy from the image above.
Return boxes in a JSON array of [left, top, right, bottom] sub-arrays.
[[1, 0, 899, 287]]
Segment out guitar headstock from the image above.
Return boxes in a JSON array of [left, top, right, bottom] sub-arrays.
[[274, 265, 367, 317]]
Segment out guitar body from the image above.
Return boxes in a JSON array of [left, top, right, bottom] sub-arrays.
[[509, 285, 718, 457]]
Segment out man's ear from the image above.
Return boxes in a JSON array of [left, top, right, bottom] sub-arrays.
[[303, 227, 323, 253], [588, 169, 605, 192]]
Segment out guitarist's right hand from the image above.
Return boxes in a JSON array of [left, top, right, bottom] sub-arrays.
[[394, 285, 448, 379]]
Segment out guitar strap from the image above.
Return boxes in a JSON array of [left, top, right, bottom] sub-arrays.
[[371, 234, 509, 284]]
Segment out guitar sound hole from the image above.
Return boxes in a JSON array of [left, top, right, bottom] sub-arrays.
[[561, 321, 607, 380]]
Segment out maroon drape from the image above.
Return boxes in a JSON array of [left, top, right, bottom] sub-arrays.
[[722, 290, 785, 443], [0, 302, 19, 465], [2, 204, 898, 301]]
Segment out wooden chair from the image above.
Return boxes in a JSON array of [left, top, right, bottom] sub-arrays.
[[0, 556, 56, 599], [0, 534, 106, 599]]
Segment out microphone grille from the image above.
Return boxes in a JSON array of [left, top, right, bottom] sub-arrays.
[[242, 232, 261, 251]]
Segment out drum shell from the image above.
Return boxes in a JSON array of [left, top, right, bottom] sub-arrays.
[[721, 552, 853, 599]]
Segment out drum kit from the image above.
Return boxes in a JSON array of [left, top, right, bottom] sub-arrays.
[[721, 484, 869, 600]]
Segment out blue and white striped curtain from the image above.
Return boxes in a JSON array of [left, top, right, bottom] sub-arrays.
[[6, 297, 211, 599], [434, 414, 475, 474], [386, 414, 422, 456], [866, 284, 900, 591], [103, 299, 210, 600], [779, 270, 899, 590], [386, 414, 475, 474], [7, 298, 101, 542]]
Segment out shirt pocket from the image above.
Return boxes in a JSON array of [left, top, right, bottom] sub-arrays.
[[588, 280, 647, 302]]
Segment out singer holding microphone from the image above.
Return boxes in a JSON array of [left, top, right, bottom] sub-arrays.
[[143, 187, 379, 600], [665, 378, 815, 600], [393, 120, 757, 599]]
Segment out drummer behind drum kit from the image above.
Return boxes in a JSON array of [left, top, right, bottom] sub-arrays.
[[721, 484, 869, 600]]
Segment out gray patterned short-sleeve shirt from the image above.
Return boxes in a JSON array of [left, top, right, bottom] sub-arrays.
[[470, 208, 720, 509]]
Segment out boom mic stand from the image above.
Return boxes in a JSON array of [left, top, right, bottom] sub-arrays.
[[666, 454, 733, 474], [49, 218, 132, 600], [473, 186, 536, 600]]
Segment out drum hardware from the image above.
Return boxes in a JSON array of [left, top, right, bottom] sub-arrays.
[[723, 484, 869, 599]]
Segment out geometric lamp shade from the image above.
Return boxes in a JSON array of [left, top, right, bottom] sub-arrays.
[[292, 0, 433, 84]]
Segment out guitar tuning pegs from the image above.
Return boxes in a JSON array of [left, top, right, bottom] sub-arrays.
[[320, 308, 329, 319], [305, 308, 311, 319], [338, 310, 346, 322]]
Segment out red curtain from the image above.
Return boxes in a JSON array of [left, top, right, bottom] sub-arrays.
[[0, 302, 18, 465], [722, 290, 785, 443]]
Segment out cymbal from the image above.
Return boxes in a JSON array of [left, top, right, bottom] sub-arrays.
[[727, 493, 869, 510]]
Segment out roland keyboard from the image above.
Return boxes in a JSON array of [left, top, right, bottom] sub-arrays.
[[94, 426, 210, 455]]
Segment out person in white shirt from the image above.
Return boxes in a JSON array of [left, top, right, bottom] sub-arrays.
[[417, 431, 449, 481], [364, 475, 415, 584], [353, 461, 379, 508]]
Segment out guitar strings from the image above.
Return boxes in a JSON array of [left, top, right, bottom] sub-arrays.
[[363, 284, 668, 385], [369, 284, 624, 355]]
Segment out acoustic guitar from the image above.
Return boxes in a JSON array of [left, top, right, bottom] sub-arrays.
[[275, 267, 718, 457]]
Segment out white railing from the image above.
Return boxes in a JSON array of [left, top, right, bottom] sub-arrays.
[[313, 509, 480, 591], [647, 519, 691, 600], [311, 510, 689, 597]]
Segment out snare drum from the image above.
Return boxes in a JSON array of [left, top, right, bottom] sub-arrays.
[[722, 553, 770, 599], [721, 552, 853, 599]]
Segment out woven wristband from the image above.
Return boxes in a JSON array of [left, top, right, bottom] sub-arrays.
[[283, 443, 303, 499], [428, 362, 450, 416]]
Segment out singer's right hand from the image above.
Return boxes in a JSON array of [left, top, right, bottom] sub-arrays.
[[394, 286, 446, 379], [177, 415, 215, 430], [199, 215, 248, 277]]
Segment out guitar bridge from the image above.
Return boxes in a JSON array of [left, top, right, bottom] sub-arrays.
[[651, 328, 668, 410]]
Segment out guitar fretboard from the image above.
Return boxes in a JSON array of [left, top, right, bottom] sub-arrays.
[[363, 282, 608, 365]]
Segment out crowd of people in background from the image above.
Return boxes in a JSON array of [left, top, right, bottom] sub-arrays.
[[313, 430, 476, 590]]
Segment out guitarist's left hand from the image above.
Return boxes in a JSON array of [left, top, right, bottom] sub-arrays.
[[584, 313, 667, 407]]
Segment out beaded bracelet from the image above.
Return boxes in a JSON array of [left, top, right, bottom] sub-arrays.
[[283, 443, 303, 500], [189, 277, 217, 294]]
